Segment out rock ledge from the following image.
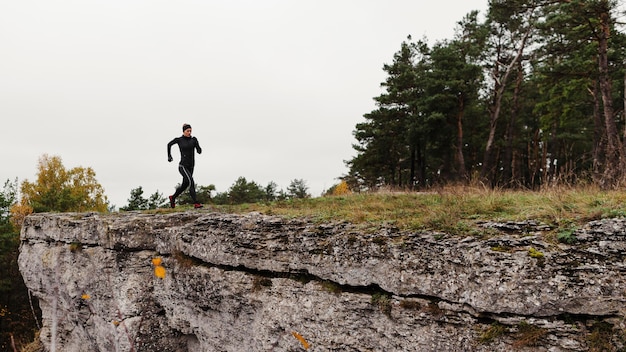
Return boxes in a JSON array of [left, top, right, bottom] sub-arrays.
[[18, 211, 626, 351]]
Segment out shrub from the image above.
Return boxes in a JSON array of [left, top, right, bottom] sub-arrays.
[[371, 292, 392, 316], [557, 229, 577, 244]]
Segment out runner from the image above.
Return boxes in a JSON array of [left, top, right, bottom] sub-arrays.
[[167, 123, 203, 209]]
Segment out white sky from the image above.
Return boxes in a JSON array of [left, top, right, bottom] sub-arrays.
[[0, 0, 487, 209]]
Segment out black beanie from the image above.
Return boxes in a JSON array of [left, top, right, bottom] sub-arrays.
[[182, 123, 191, 132]]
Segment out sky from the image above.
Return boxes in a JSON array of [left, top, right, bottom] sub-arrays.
[[0, 0, 487, 209]]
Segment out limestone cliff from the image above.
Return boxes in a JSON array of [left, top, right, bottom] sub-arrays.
[[18, 211, 626, 351]]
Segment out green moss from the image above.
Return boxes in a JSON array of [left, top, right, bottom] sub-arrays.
[[528, 247, 544, 259]]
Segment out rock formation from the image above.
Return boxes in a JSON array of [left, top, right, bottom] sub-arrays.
[[18, 211, 626, 351]]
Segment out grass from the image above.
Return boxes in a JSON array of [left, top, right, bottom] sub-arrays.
[[205, 185, 626, 234], [19, 330, 43, 352], [479, 322, 508, 344], [586, 321, 621, 352], [512, 321, 548, 348]]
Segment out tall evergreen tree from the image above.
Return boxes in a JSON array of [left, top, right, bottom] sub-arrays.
[[347, 38, 421, 189], [533, 0, 626, 186], [426, 36, 483, 181]]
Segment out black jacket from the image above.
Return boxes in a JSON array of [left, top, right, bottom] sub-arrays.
[[167, 135, 202, 168]]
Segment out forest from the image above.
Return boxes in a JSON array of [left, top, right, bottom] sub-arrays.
[[3, 0, 626, 350], [344, 0, 626, 191]]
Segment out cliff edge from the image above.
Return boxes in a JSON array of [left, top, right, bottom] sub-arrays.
[[18, 211, 626, 351]]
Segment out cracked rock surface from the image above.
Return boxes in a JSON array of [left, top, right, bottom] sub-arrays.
[[18, 211, 626, 351]]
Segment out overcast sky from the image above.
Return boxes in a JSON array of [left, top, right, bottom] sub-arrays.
[[1, 0, 487, 209]]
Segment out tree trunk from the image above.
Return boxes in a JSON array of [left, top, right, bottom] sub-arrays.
[[409, 146, 416, 189], [480, 25, 533, 184], [503, 64, 524, 186], [597, 4, 623, 187], [589, 83, 606, 180], [455, 95, 468, 181]]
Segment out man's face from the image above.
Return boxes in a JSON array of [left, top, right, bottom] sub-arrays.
[[183, 128, 192, 137]]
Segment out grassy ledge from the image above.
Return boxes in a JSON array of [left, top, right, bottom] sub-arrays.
[[204, 185, 626, 235]]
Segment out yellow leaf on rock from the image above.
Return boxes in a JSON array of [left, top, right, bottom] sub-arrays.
[[81, 293, 91, 300], [151, 257, 162, 266], [154, 265, 166, 279], [291, 331, 310, 350]]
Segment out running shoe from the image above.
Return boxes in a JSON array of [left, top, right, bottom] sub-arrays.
[[169, 195, 175, 208]]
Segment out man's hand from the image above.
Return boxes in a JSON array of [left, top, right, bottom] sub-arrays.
[[168, 156, 173, 162]]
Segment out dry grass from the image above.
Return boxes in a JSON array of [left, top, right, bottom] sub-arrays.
[[512, 321, 548, 348], [212, 184, 626, 234], [19, 330, 43, 352], [478, 323, 508, 344]]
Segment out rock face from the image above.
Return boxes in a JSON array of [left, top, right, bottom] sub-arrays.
[[18, 211, 626, 352]]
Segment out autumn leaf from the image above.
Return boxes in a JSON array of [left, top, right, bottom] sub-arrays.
[[151, 257, 162, 266], [291, 331, 310, 350], [81, 293, 91, 300], [154, 265, 166, 279]]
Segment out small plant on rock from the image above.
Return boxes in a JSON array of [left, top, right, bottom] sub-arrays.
[[513, 321, 548, 348], [557, 228, 577, 244], [478, 322, 508, 344], [586, 321, 615, 351], [371, 292, 392, 316]]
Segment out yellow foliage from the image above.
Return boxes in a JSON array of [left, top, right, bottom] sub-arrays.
[[21, 154, 108, 213], [151, 257, 162, 266], [81, 293, 91, 300], [291, 331, 310, 350], [332, 181, 351, 196], [112, 320, 120, 326], [9, 202, 33, 229], [154, 265, 166, 279]]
